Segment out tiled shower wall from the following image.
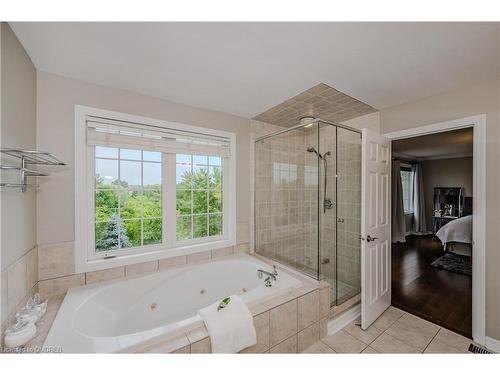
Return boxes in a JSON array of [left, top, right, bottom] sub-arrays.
[[254, 125, 319, 277]]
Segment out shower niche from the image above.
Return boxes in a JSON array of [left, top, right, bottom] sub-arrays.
[[254, 120, 361, 306]]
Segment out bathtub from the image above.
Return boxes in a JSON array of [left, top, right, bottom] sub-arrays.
[[44, 253, 302, 353]]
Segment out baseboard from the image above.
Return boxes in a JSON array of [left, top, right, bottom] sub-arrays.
[[327, 303, 361, 335], [485, 336, 500, 353]]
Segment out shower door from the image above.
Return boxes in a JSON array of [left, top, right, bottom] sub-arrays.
[[318, 123, 362, 306]]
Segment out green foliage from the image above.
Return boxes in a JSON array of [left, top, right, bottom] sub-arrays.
[[175, 167, 223, 240], [94, 159, 223, 250], [95, 214, 130, 251], [95, 174, 162, 250]]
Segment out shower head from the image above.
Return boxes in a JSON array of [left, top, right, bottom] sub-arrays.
[[307, 146, 331, 160], [307, 146, 319, 155]]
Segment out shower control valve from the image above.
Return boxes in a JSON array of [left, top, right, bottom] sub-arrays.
[[324, 198, 334, 210]]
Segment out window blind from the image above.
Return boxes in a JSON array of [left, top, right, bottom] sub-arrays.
[[86, 116, 231, 157]]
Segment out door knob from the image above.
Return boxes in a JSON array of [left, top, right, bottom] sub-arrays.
[[360, 235, 378, 242]]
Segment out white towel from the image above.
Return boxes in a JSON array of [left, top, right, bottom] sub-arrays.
[[198, 294, 256, 353]]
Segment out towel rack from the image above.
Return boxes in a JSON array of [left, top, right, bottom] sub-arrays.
[[0, 149, 66, 192]]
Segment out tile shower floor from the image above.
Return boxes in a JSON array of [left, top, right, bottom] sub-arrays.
[[303, 306, 473, 353]]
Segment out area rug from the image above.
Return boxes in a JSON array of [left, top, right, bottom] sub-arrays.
[[430, 253, 472, 276]]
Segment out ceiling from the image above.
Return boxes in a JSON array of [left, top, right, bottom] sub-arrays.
[[253, 83, 377, 127], [392, 128, 473, 160], [10, 22, 499, 119]]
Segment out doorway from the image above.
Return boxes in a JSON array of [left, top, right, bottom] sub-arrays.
[[382, 115, 486, 345]]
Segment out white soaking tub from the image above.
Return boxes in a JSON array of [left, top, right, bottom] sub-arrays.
[[44, 253, 302, 353]]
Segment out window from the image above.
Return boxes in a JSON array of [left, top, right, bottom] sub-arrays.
[[400, 166, 414, 213], [175, 154, 223, 240], [75, 106, 236, 272], [94, 147, 162, 251]]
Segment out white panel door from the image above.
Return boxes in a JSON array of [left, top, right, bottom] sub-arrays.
[[361, 128, 391, 329]]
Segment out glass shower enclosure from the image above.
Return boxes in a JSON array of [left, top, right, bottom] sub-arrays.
[[254, 119, 361, 306]]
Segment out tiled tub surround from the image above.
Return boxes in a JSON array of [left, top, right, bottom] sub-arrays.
[[25, 254, 330, 353], [127, 279, 330, 353], [1, 246, 39, 346], [35, 220, 250, 299], [1, 221, 250, 348], [44, 254, 302, 352]]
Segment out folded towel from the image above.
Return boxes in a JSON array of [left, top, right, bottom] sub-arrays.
[[198, 294, 256, 353]]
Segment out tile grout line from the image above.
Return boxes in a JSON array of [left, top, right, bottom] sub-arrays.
[[380, 310, 407, 333], [341, 328, 369, 351], [381, 330, 420, 352], [321, 328, 366, 353], [319, 337, 338, 353], [422, 327, 441, 353]]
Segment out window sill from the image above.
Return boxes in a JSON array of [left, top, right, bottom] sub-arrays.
[[76, 238, 235, 273]]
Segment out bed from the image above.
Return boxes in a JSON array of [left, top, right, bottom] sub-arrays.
[[435, 214, 472, 257]]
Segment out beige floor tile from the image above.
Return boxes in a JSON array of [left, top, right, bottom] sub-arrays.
[[321, 330, 367, 353], [343, 322, 382, 345], [361, 346, 379, 353], [424, 329, 471, 353], [424, 338, 469, 353], [370, 333, 420, 353], [385, 313, 440, 351], [372, 306, 406, 331], [302, 341, 336, 353], [434, 328, 471, 350]]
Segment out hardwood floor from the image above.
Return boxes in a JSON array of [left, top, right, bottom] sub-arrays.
[[391, 235, 472, 338]]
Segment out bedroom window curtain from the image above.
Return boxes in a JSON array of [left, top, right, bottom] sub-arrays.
[[391, 160, 406, 243], [411, 163, 427, 234]]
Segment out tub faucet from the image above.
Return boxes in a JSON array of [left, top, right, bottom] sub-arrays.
[[257, 265, 278, 287]]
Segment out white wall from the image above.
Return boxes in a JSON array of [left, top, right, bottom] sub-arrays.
[[1, 22, 38, 330], [36, 71, 251, 246], [1, 23, 37, 269], [379, 77, 500, 341]]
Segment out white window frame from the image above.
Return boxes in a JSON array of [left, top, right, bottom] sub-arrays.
[[75, 105, 236, 273], [400, 164, 414, 214]]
